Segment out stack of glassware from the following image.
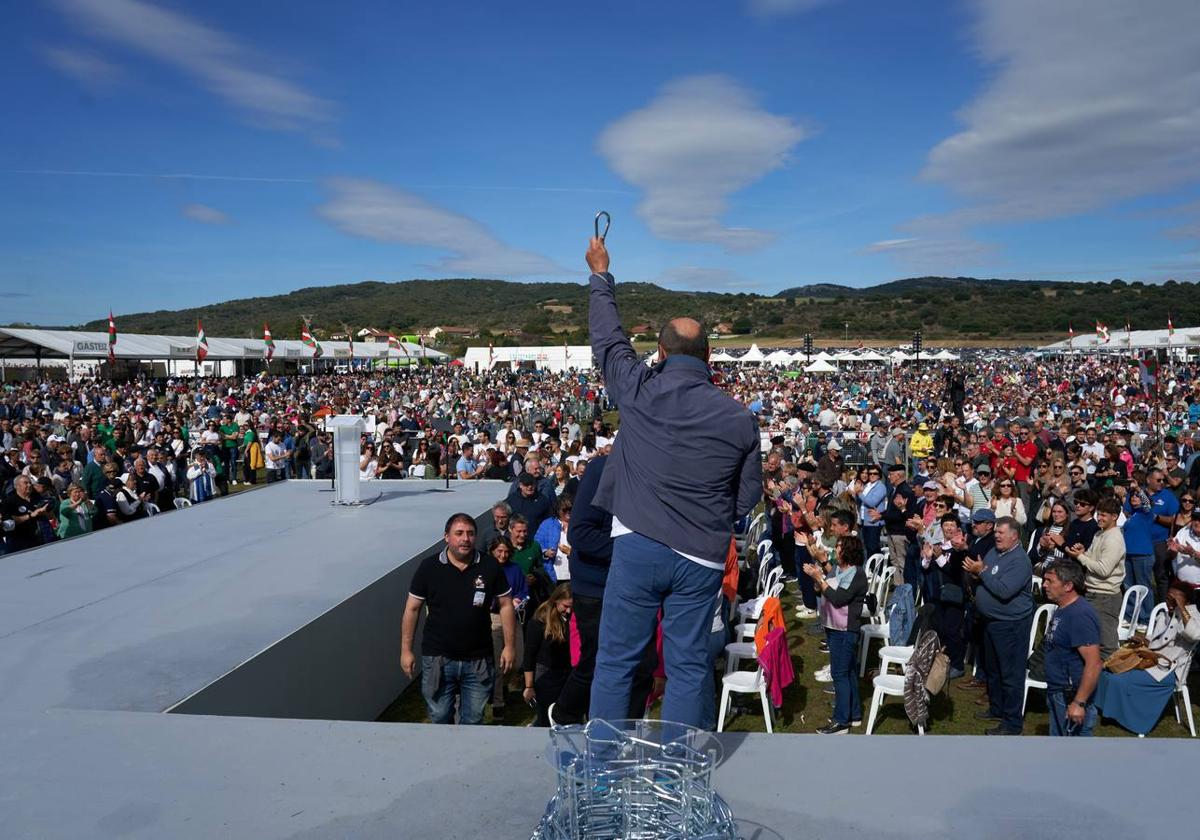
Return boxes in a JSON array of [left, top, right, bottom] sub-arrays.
[[530, 718, 737, 840]]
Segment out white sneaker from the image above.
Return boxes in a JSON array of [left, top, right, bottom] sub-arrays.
[[794, 607, 817, 619], [814, 665, 833, 683]]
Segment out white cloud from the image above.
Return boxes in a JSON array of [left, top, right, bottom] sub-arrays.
[[598, 75, 808, 251], [865, 238, 917, 252], [746, 0, 830, 17], [863, 232, 997, 272], [181, 203, 231, 225], [653, 266, 759, 291], [317, 178, 564, 278], [41, 45, 123, 90], [921, 0, 1200, 226], [870, 0, 1200, 271], [51, 0, 334, 136]]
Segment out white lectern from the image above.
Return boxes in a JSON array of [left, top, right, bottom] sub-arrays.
[[325, 415, 365, 505]]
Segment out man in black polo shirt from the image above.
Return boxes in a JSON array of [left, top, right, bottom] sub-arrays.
[[400, 512, 518, 724]]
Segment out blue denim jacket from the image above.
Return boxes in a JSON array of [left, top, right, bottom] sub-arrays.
[[588, 272, 761, 563]]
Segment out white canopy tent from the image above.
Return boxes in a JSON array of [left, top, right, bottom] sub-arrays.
[[764, 348, 796, 366], [831, 351, 859, 363], [855, 349, 888, 362], [740, 343, 766, 363], [462, 344, 591, 373], [931, 349, 961, 361], [804, 358, 837, 373]]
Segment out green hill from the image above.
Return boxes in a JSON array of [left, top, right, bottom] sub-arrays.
[[62, 275, 1199, 344]]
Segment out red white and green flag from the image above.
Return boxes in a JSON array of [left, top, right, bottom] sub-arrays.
[[263, 322, 275, 361], [487, 340, 495, 368], [107, 310, 117, 363], [196, 318, 209, 363], [1095, 322, 1110, 344], [301, 321, 322, 358], [1133, 355, 1159, 393], [1168, 315, 1175, 337], [387, 332, 409, 357]]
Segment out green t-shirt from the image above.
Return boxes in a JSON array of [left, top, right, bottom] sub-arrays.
[[220, 423, 240, 449], [511, 542, 543, 575]]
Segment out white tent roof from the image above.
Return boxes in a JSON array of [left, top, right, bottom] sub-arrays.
[[0, 327, 444, 362], [890, 350, 913, 361], [831, 351, 859, 362], [931, 349, 960, 360], [1038, 327, 1200, 352], [804, 358, 837, 373], [764, 348, 795, 364], [855, 350, 888, 361], [813, 351, 835, 362], [740, 343, 766, 362]]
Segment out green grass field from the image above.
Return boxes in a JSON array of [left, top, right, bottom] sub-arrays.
[[380, 580, 1198, 738]]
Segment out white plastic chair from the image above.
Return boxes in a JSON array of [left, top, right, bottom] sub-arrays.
[[1031, 575, 1043, 599], [173, 497, 192, 510], [864, 673, 923, 735], [717, 666, 773, 733], [860, 603, 896, 677], [1118, 585, 1150, 641], [1172, 648, 1196, 737], [858, 567, 897, 676], [738, 567, 784, 623], [144, 502, 160, 517], [864, 552, 886, 582], [1021, 602, 1057, 715], [1146, 602, 1169, 641], [735, 513, 765, 552], [878, 644, 914, 675]]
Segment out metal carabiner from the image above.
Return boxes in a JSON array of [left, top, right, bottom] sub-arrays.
[[594, 210, 611, 241]]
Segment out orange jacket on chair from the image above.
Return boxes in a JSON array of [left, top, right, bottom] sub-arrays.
[[753, 596, 787, 656]]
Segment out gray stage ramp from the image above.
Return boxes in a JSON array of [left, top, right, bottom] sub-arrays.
[[0, 480, 1193, 839], [0, 480, 504, 718]]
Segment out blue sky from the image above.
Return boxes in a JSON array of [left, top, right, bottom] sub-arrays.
[[3, 0, 1199, 326]]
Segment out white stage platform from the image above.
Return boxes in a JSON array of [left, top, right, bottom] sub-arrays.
[[0, 481, 1194, 839]]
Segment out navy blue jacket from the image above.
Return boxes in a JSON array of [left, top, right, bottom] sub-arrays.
[[975, 544, 1034, 622], [567, 455, 612, 599], [588, 272, 761, 562]]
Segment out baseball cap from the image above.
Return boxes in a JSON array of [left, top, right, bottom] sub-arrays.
[[922, 480, 939, 490], [971, 509, 996, 523]]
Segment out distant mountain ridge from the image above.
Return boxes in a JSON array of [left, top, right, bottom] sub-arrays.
[[45, 274, 1199, 343]]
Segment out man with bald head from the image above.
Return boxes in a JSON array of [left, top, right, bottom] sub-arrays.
[[584, 236, 761, 729]]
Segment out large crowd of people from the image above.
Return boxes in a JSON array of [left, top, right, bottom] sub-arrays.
[[4, 340, 1200, 736]]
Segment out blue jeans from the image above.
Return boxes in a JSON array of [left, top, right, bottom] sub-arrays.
[[699, 600, 728, 731], [1047, 689, 1096, 736], [591, 532, 723, 728], [826, 629, 860, 726], [984, 615, 1032, 733], [1125, 555, 1154, 624], [421, 656, 494, 725]]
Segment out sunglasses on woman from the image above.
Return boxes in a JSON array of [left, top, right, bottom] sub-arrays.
[[1184, 498, 1196, 505]]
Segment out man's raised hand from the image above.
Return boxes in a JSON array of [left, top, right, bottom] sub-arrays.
[[586, 237, 610, 275]]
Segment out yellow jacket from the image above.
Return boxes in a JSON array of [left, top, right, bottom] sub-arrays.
[[909, 430, 934, 459]]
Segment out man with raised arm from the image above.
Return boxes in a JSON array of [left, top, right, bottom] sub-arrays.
[[584, 236, 761, 728]]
